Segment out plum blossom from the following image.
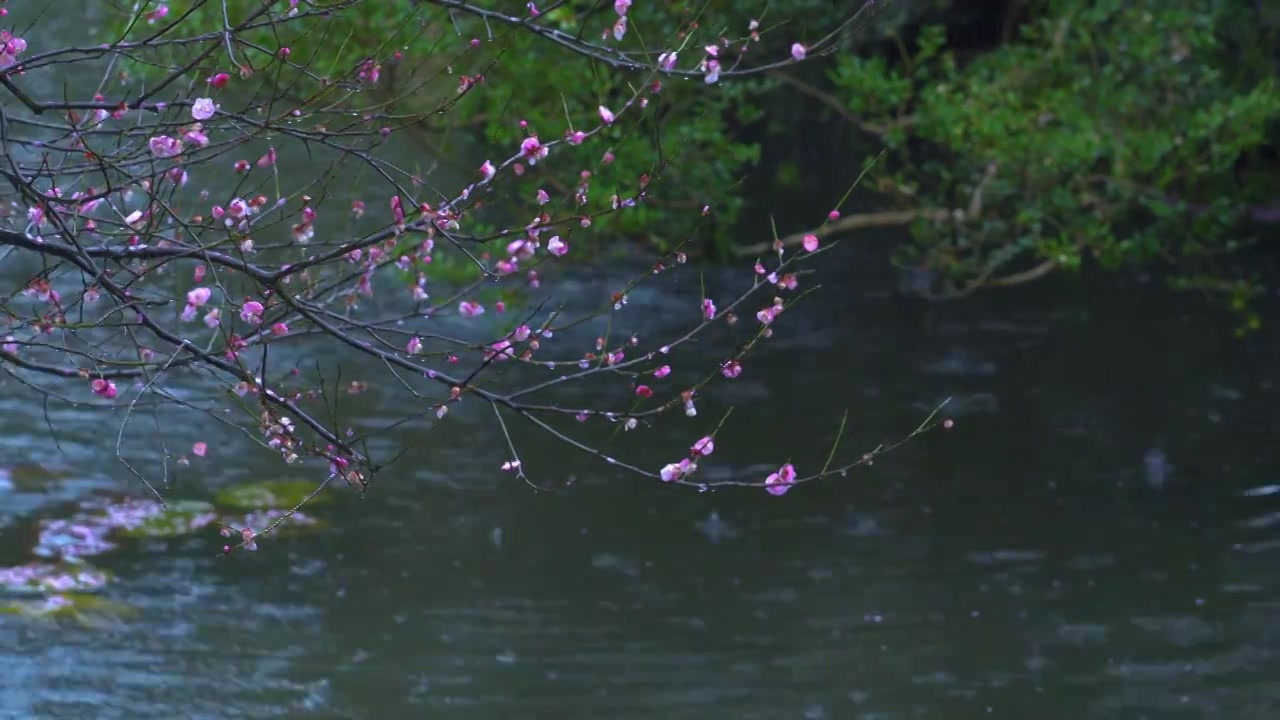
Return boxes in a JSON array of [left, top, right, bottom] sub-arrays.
[[192, 442, 207, 457], [407, 336, 422, 354], [701, 298, 716, 320], [614, 0, 631, 14], [91, 378, 118, 400], [479, 160, 496, 180], [721, 359, 742, 378], [802, 233, 820, 252], [547, 236, 568, 256], [488, 340, 516, 361], [191, 97, 217, 120], [703, 59, 721, 84], [239, 300, 264, 324], [458, 300, 485, 318], [765, 463, 797, 496], [791, 43, 807, 61], [148, 135, 183, 158], [519, 136, 548, 165], [1, 33, 27, 69], [691, 436, 714, 457], [598, 105, 615, 125], [181, 286, 211, 322], [757, 306, 780, 324], [653, 365, 671, 378], [658, 52, 678, 71], [660, 457, 698, 483]]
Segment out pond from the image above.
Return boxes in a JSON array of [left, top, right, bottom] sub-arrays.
[[3, 8, 1280, 720], [4, 233, 1280, 718]]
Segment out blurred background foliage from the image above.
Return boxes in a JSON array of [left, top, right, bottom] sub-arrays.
[[108, 0, 1280, 324]]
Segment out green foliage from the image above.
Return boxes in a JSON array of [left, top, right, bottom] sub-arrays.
[[102, 1, 790, 252], [830, 0, 1280, 314]]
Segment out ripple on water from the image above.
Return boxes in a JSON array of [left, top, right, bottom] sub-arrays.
[[1130, 615, 1220, 648]]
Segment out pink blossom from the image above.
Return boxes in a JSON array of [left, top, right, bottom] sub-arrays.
[[653, 365, 671, 378], [208, 72, 231, 88], [703, 59, 721, 84], [479, 160, 496, 180], [802, 233, 819, 252], [148, 135, 183, 158], [191, 97, 217, 120], [91, 378, 118, 400], [547, 236, 568, 256], [701, 298, 716, 320], [187, 287, 211, 306], [489, 340, 516, 361], [598, 105, 615, 125], [765, 463, 797, 496], [791, 43, 807, 61], [520, 136, 548, 164], [614, 0, 631, 15], [721, 359, 742, 378], [271, 322, 289, 336], [458, 300, 485, 318], [239, 300, 264, 324], [660, 457, 698, 483], [203, 309, 221, 328], [691, 436, 714, 457], [2, 35, 27, 68], [192, 442, 207, 457], [406, 336, 422, 354], [636, 385, 653, 398], [658, 52, 678, 71]]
